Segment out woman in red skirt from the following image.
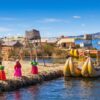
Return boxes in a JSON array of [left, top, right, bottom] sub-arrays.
[[0, 61, 6, 80], [31, 61, 38, 74]]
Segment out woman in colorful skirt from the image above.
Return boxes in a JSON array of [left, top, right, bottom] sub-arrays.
[[0, 61, 6, 80], [14, 60, 22, 78], [31, 61, 38, 74]]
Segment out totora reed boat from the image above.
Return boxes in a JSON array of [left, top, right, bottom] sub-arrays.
[[64, 57, 100, 78]]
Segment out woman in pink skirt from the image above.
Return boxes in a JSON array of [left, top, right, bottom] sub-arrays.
[[31, 61, 38, 74], [14, 60, 22, 78]]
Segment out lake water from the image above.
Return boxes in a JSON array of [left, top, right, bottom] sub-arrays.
[[24, 58, 66, 64], [1, 78, 100, 100]]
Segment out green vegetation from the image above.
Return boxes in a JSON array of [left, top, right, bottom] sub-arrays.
[[43, 44, 55, 56], [42, 44, 67, 58]]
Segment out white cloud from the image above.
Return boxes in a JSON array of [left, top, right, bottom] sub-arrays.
[[81, 24, 85, 27], [37, 18, 68, 23], [0, 27, 12, 32], [73, 16, 81, 19]]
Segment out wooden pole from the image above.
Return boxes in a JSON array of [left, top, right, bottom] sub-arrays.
[[33, 39, 38, 62], [26, 38, 33, 61], [39, 39, 46, 66]]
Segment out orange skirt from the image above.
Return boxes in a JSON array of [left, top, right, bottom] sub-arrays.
[[0, 70, 6, 80]]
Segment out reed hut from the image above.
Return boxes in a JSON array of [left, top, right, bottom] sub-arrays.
[[2, 41, 23, 60]]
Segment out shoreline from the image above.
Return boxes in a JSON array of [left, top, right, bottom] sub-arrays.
[[0, 69, 63, 92], [0, 61, 64, 92]]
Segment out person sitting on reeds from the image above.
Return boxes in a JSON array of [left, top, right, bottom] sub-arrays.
[[14, 59, 22, 78], [0, 61, 6, 80], [31, 60, 38, 74]]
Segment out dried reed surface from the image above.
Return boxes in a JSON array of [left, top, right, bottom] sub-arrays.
[[2, 61, 63, 79], [0, 61, 63, 92]]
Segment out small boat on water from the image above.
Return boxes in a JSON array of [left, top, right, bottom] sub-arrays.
[[64, 57, 100, 78]]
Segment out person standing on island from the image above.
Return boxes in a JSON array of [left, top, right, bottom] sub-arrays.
[[14, 59, 22, 78], [0, 61, 6, 80], [31, 60, 38, 74]]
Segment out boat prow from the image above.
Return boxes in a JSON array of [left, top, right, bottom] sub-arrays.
[[63, 57, 81, 77]]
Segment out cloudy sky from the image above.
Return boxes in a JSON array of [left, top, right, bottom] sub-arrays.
[[0, 0, 100, 37]]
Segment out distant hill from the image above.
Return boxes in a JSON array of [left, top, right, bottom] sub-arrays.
[[92, 32, 100, 38]]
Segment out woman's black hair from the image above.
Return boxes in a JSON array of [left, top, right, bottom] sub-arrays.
[[0, 61, 2, 65]]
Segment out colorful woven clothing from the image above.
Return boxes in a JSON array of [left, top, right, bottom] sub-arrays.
[[31, 65, 38, 74], [31, 61, 38, 66], [14, 68, 22, 77], [31, 61, 38, 74], [14, 62, 22, 77], [0, 65, 6, 80], [0, 65, 4, 70]]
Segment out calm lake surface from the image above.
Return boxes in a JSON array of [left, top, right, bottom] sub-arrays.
[[1, 78, 100, 100]]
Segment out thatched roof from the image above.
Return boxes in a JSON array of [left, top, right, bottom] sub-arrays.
[[2, 41, 23, 47]]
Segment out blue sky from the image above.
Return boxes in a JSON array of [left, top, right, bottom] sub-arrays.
[[0, 0, 100, 37]]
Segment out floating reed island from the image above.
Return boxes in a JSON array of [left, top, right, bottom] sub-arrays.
[[0, 61, 63, 92]]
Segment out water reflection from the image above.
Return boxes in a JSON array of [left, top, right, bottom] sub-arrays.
[[64, 77, 100, 100], [64, 78, 73, 89], [0, 93, 6, 100], [28, 86, 39, 100], [14, 91, 21, 100]]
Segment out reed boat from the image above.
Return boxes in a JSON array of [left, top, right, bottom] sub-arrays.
[[69, 49, 79, 57], [88, 58, 100, 77], [63, 58, 71, 77], [81, 58, 89, 77], [81, 57, 100, 77], [64, 57, 100, 78], [63, 57, 81, 77]]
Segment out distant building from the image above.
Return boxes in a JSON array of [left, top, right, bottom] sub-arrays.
[[80, 41, 92, 48], [25, 29, 41, 40], [84, 34, 92, 40], [57, 37, 75, 48], [80, 34, 92, 48]]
